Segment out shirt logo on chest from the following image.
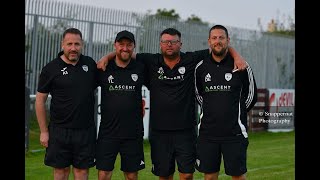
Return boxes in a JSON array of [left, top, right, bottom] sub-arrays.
[[131, 74, 138, 82], [225, 73, 232, 81], [158, 67, 164, 74], [61, 67, 68, 75], [157, 67, 164, 80], [82, 65, 88, 72], [108, 75, 114, 83], [157, 66, 185, 81], [205, 73, 211, 82], [178, 67, 185, 74]]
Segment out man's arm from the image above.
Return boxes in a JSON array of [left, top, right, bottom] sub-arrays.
[[241, 64, 258, 111], [97, 52, 137, 71], [96, 52, 115, 71], [229, 47, 247, 71], [35, 92, 49, 148]]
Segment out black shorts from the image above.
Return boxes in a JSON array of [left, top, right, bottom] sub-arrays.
[[195, 137, 249, 176], [44, 125, 96, 169], [96, 138, 145, 172], [149, 128, 197, 177]]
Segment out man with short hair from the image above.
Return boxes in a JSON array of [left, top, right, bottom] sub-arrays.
[[97, 28, 247, 180], [194, 24, 257, 180], [35, 27, 97, 180], [95, 30, 146, 180]]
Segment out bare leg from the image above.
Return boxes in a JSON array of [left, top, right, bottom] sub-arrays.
[[179, 172, 193, 180], [232, 174, 246, 180], [54, 167, 70, 180], [123, 171, 138, 180], [73, 167, 89, 180], [159, 174, 174, 180], [98, 170, 113, 180], [204, 172, 219, 180]]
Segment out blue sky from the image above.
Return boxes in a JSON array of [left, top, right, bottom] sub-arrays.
[[56, 0, 295, 31]]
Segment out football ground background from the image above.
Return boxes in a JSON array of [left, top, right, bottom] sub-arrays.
[[25, 113, 295, 180]]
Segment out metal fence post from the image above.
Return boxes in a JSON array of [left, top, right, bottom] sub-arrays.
[[25, 86, 31, 152]]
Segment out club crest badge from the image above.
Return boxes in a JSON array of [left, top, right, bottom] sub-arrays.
[[82, 65, 88, 72], [225, 73, 232, 81], [178, 67, 185, 74], [131, 74, 138, 81]]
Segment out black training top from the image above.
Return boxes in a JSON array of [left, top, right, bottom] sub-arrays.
[[136, 49, 209, 131], [97, 59, 145, 139], [37, 51, 98, 129], [195, 52, 257, 141]]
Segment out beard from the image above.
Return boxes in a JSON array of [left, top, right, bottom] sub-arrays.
[[118, 52, 131, 62], [212, 46, 227, 57], [66, 51, 80, 62]]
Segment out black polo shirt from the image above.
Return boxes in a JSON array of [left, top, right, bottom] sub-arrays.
[[37, 51, 98, 128], [98, 59, 145, 139], [136, 50, 209, 131], [195, 52, 257, 140]]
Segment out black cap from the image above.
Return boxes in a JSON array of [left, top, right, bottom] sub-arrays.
[[115, 30, 135, 45]]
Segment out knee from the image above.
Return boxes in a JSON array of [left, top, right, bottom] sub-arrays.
[[124, 172, 137, 180], [73, 168, 89, 179], [180, 173, 193, 180]]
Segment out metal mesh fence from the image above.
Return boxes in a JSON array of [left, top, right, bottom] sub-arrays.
[[25, 0, 295, 95]]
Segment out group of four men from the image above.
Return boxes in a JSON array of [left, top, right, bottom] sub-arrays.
[[35, 25, 257, 180]]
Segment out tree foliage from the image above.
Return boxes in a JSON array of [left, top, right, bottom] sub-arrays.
[[154, 9, 208, 25], [186, 14, 209, 26], [155, 8, 180, 20]]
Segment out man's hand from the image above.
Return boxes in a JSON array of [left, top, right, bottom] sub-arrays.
[[228, 46, 248, 71], [97, 56, 108, 71], [233, 55, 248, 71], [40, 131, 49, 148]]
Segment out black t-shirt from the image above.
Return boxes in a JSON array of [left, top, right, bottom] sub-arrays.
[[37, 51, 98, 128], [195, 52, 257, 141], [136, 49, 209, 131], [97, 59, 145, 139]]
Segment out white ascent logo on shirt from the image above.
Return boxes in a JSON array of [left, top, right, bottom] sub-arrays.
[[225, 73, 232, 81], [108, 75, 114, 83], [205, 73, 211, 82], [82, 65, 88, 72], [140, 160, 145, 165], [61, 67, 68, 75], [131, 74, 138, 82]]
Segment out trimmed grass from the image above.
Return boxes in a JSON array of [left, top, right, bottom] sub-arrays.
[[25, 117, 294, 180]]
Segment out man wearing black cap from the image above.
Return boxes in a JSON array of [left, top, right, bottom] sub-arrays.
[[115, 30, 136, 44], [95, 30, 146, 180], [97, 28, 247, 180]]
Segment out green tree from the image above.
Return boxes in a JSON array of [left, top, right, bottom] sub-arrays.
[[186, 14, 209, 26], [155, 8, 180, 20], [132, 9, 184, 53], [133, 9, 210, 52]]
